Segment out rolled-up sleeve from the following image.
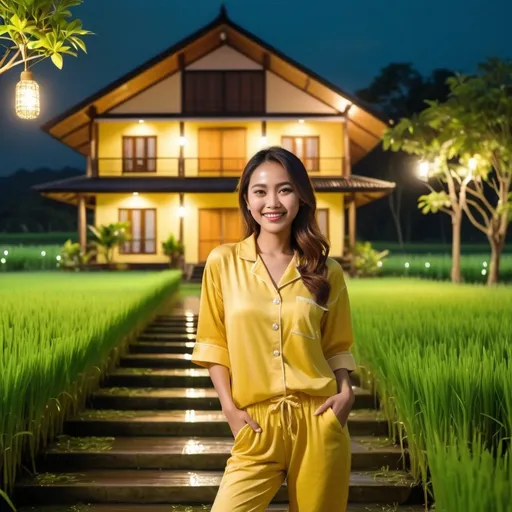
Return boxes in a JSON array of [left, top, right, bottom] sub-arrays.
[[191, 251, 231, 370], [320, 268, 357, 372]]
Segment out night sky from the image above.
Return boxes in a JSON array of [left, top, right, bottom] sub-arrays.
[[0, 0, 510, 176]]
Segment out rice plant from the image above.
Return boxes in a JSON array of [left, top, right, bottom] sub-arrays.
[[0, 272, 181, 508], [350, 278, 512, 509]]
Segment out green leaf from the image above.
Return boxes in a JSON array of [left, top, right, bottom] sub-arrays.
[[0, 489, 16, 512], [26, 39, 44, 49], [51, 51, 63, 69], [71, 35, 86, 53]]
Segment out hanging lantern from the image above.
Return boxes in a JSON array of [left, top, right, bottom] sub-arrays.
[[15, 70, 40, 120]]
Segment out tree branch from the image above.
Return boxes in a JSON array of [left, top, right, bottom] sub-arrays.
[[466, 180, 496, 215], [463, 201, 488, 234], [0, 52, 41, 75], [466, 198, 491, 226], [0, 48, 11, 69]]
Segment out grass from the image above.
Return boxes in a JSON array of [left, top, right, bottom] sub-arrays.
[[0, 271, 182, 508], [371, 242, 512, 255], [348, 278, 512, 511], [380, 253, 512, 283], [2, 243, 512, 283]]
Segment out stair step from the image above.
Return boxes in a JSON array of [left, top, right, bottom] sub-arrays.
[[129, 341, 195, 354], [39, 435, 406, 472], [64, 409, 388, 437], [106, 368, 212, 388], [119, 353, 195, 369], [14, 469, 416, 505], [149, 321, 198, 328], [113, 362, 363, 389], [89, 387, 377, 411], [18, 506, 427, 512], [137, 333, 196, 342], [144, 326, 197, 334]]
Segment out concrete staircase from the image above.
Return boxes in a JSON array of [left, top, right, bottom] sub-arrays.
[[15, 302, 425, 512]]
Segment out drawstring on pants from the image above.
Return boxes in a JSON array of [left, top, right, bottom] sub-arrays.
[[267, 394, 300, 440]]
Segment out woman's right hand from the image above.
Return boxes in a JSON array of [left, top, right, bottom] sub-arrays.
[[222, 404, 262, 437]]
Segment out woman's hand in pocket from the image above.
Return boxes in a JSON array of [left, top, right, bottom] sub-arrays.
[[222, 404, 262, 437], [313, 388, 355, 428]]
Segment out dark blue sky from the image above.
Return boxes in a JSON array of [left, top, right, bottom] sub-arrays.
[[0, 0, 510, 176]]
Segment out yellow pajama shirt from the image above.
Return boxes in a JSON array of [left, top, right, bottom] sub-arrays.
[[192, 233, 356, 511]]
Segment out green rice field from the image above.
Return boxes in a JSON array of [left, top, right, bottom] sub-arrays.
[[0, 272, 181, 508], [0, 273, 510, 510], [350, 279, 512, 511], [2, 243, 512, 284]]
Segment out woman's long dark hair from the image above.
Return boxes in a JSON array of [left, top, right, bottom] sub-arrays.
[[237, 146, 331, 306]]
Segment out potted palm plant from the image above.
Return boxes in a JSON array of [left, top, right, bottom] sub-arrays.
[[162, 234, 184, 269], [88, 222, 131, 267]]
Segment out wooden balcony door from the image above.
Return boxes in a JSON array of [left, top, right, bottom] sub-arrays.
[[281, 135, 319, 172], [198, 128, 246, 176], [122, 136, 156, 173], [199, 208, 243, 262]]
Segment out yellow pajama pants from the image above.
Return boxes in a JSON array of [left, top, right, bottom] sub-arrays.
[[212, 392, 351, 512]]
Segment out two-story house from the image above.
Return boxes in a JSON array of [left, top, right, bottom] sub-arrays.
[[34, 7, 395, 276]]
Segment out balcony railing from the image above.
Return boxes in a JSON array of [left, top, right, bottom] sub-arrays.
[[95, 156, 346, 177], [184, 157, 246, 177], [98, 158, 180, 177]]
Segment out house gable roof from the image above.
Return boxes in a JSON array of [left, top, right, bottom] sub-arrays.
[[42, 6, 388, 162]]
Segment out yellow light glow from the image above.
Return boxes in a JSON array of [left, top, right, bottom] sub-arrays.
[[16, 70, 40, 120], [260, 136, 268, 146], [138, 119, 144, 124], [298, 119, 305, 124], [418, 161, 430, 181], [179, 136, 187, 146], [133, 192, 139, 196], [178, 206, 186, 218], [468, 157, 477, 171]]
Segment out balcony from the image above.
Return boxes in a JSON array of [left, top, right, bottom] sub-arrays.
[[96, 157, 346, 177], [98, 158, 180, 177]]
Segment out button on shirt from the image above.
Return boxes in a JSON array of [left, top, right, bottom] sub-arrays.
[[191, 233, 357, 410]]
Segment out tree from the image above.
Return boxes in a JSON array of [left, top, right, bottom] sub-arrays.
[[437, 59, 512, 284], [0, 0, 90, 75], [383, 58, 512, 285], [356, 64, 453, 246], [384, 117, 466, 283], [356, 63, 452, 122]]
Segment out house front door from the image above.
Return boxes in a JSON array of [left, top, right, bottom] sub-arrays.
[[199, 208, 243, 262]]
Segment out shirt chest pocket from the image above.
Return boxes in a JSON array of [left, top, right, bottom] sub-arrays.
[[291, 296, 328, 340]]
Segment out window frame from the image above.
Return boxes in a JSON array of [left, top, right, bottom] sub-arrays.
[[281, 135, 320, 172], [122, 136, 157, 174], [118, 208, 157, 255]]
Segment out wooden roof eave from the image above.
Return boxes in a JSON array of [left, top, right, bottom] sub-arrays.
[[41, 192, 95, 209], [41, 8, 389, 159]]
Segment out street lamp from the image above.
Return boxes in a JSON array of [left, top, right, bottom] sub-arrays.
[[15, 70, 40, 120]]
